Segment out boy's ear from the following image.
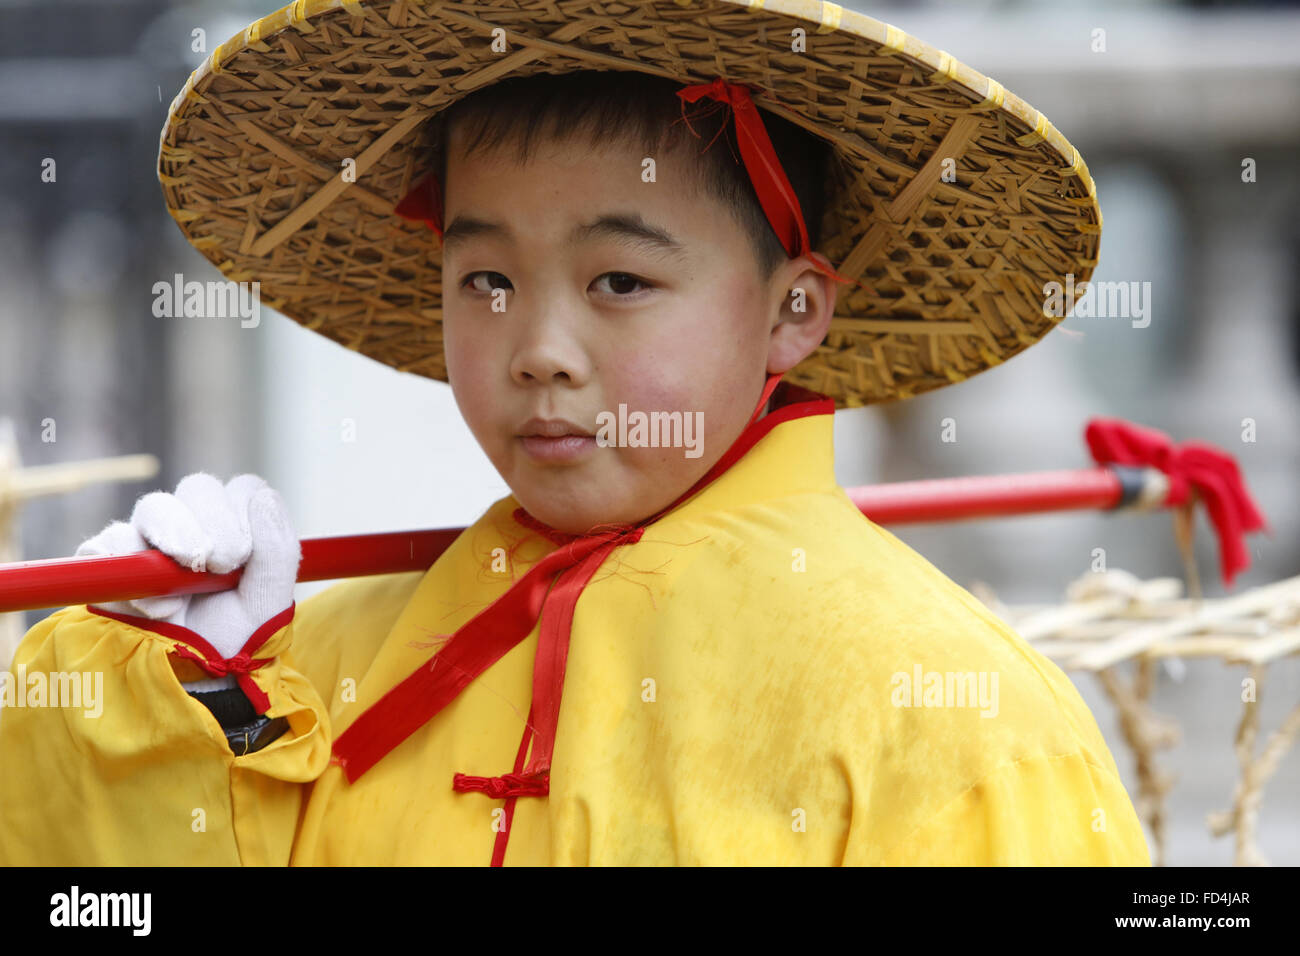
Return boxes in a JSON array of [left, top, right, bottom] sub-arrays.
[[766, 254, 837, 375]]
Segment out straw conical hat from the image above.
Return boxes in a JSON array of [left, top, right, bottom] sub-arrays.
[[157, 0, 1100, 408]]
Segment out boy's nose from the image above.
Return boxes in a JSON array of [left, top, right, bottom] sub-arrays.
[[509, 334, 591, 388], [506, 294, 594, 388], [514, 361, 578, 386]]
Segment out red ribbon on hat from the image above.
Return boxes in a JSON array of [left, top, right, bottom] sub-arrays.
[[393, 76, 869, 295], [1084, 418, 1269, 588], [394, 170, 444, 240], [675, 77, 862, 292]]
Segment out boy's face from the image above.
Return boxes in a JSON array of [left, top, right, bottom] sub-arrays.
[[440, 121, 836, 534]]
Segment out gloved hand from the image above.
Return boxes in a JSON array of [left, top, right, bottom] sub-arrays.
[[76, 473, 301, 665]]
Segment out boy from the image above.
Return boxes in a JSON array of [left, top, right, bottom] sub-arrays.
[[0, 0, 1149, 865]]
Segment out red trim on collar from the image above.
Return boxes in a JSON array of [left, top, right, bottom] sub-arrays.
[[680, 377, 833, 508], [87, 602, 294, 715]]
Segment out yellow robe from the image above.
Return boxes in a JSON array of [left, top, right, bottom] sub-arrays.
[[0, 401, 1151, 865]]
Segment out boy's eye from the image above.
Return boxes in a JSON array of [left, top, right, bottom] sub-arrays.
[[592, 272, 651, 296], [460, 271, 653, 297], [462, 271, 513, 294]]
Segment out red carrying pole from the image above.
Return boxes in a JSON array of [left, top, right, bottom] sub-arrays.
[[847, 467, 1123, 524], [0, 467, 1133, 613]]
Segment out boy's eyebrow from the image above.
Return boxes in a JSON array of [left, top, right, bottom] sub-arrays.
[[441, 212, 689, 262]]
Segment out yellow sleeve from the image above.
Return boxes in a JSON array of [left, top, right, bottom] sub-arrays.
[[0, 603, 332, 866], [877, 751, 1152, 866]]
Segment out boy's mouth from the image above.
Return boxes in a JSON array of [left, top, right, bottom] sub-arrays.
[[516, 417, 594, 438], [516, 417, 597, 464]]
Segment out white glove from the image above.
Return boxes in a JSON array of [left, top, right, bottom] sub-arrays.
[[77, 473, 301, 668]]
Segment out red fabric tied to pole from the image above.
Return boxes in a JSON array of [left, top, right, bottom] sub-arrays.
[[1084, 418, 1270, 588]]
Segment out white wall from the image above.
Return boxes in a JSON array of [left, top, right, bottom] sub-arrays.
[[259, 315, 511, 604]]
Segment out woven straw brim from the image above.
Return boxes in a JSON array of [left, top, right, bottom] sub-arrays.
[[158, 0, 1101, 409]]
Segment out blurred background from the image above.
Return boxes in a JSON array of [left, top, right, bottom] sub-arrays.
[[0, 0, 1297, 864]]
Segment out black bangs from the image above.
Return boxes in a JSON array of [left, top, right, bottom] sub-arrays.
[[429, 69, 832, 278]]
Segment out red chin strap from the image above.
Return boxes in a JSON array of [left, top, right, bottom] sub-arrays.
[[393, 75, 867, 294]]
